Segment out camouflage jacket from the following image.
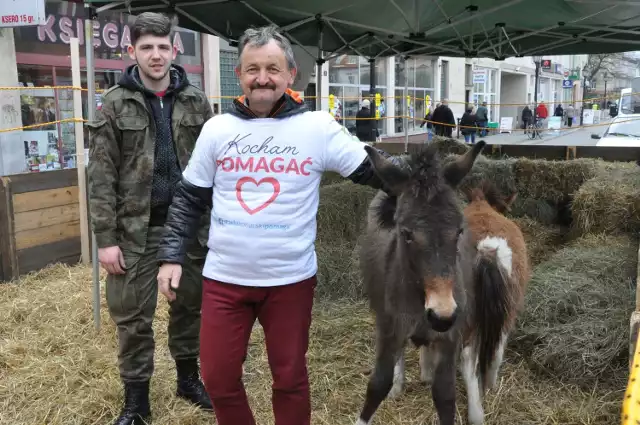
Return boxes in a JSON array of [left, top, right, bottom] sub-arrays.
[[87, 64, 213, 255]]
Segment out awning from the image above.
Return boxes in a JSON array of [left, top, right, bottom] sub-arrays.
[[82, 0, 640, 60]]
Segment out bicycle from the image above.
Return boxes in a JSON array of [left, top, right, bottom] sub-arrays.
[[527, 118, 545, 140]]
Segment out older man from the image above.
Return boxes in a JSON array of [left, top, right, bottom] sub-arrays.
[[155, 25, 399, 425]]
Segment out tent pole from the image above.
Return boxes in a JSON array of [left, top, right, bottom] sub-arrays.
[[404, 57, 409, 154], [85, 4, 100, 331]]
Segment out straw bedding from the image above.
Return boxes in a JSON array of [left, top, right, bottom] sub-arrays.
[[0, 264, 624, 425], [1, 140, 638, 424]]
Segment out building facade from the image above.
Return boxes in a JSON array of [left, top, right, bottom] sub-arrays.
[[1, 14, 594, 176]]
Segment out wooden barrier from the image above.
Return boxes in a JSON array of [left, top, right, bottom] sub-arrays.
[[374, 139, 640, 162], [0, 169, 86, 282]]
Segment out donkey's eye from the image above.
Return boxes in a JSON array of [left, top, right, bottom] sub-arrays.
[[457, 228, 464, 238]]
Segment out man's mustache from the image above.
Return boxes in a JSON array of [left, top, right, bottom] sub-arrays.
[[251, 82, 276, 90]]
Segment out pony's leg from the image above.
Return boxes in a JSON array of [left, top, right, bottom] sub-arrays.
[[355, 320, 406, 425], [460, 344, 484, 425], [419, 344, 437, 385], [486, 331, 508, 391], [388, 348, 405, 399], [431, 342, 458, 425]]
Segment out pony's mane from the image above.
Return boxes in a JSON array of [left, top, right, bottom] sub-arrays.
[[466, 180, 511, 213]]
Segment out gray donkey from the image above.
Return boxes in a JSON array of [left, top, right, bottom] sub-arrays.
[[354, 140, 521, 425]]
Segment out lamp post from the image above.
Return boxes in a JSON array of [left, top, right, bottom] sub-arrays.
[[532, 55, 542, 124], [603, 72, 611, 108], [580, 64, 589, 126]]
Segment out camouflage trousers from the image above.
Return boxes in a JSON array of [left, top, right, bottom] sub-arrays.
[[106, 226, 205, 383]]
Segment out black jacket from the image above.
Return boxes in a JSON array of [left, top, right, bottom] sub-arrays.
[[156, 89, 400, 265], [118, 64, 190, 227], [355, 107, 376, 141], [459, 112, 478, 135]]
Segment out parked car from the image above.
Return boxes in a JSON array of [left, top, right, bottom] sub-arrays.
[[591, 114, 640, 147]]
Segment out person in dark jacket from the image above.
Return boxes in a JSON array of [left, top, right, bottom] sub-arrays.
[[459, 105, 478, 144], [419, 102, 438, 141], [475, 101, 489, 136], [154, 25, 403, 425], [554, 104, 564, 118], [355, 99, 376, 142], [431, 100, 456, 137], [522, 105, 533, 133]]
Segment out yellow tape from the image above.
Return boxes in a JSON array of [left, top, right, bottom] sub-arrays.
[[0, 85, 630, 107], [622, 331, 640, 424]]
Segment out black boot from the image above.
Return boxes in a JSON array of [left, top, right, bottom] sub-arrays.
[[175, 359, 213, 410], [112, 381, 152, 425]]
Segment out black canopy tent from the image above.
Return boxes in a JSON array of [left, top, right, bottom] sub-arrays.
[[82, 0, 640, 111]]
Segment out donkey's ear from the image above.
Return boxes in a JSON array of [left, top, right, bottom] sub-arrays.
[[443, 141, 486, 188], [364, 145, 410, 195]]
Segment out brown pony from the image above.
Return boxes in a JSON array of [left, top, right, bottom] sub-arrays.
[[354, 143, 530, 425], [456, 181, 530, 424]]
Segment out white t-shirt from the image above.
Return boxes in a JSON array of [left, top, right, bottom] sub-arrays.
[[182, 110, 369, 287]]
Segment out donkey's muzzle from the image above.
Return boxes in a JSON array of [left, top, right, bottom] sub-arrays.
[[426, 308, 458, 332]]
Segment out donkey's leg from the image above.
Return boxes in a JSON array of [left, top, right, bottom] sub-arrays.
[[419, 344, 438, 385], [486, 331, 508, 391], [356, 320, 406, 425], [460, 344, 484, 425], [431, 342, 458, 425], [388, 348, 405, 399]]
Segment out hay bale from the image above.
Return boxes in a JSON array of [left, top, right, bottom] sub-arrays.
[[320, 171, 346, 186], [513, 158, 600, 202], [317, 182, 377, 245], [428, 137, 470, 155], [513, 233, 638, 389], [510, 197, 558, 225], [443, 154, 517, 196], [315, 242, 362, 300], [572, 167, 640, 235], [512, 217, 566, 265]]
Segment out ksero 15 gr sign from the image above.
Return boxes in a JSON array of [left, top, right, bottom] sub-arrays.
[[0, 0, 46, 28]]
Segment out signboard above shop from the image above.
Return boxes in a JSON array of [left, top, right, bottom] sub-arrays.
[[13, 2, 198, 57], [0, 0, 46, 27]]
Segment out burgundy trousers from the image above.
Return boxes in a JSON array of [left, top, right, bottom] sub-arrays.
[[199, 276, 317, 425]]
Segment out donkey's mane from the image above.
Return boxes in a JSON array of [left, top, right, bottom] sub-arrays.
[[371, 145, 447, 229]]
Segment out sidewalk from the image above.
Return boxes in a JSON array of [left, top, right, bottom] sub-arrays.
[[483, 117, 612, 146]]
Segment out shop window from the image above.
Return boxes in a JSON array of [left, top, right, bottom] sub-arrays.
[[17, 65, 60, 173], [54, 68, 121, 168], [219, 50, 242, 113], [358, 57, 387, 87], [17, 64, 121, 173]]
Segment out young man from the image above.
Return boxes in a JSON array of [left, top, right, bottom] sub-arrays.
[[155, 25, 400, 425], [87, 12, 213, 425]]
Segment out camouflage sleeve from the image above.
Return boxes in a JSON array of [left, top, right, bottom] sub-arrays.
[[87, 98, 120, 248]]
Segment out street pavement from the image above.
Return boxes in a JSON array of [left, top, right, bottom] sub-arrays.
[[483, 117, 612, 147]]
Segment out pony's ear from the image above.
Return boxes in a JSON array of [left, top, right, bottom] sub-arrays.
[[443, 141, 486, 188], [504, 192, 518, 210], [364, 145, 410, 195]]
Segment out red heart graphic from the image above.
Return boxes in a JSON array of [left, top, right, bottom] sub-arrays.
[[235, 176, 281, 215]]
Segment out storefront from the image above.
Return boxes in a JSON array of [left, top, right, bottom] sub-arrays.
[[328, 55, 388, 136], [395, 57, 436, 134], [12, 0, 204, 173], [472, 66, 498, 121]]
